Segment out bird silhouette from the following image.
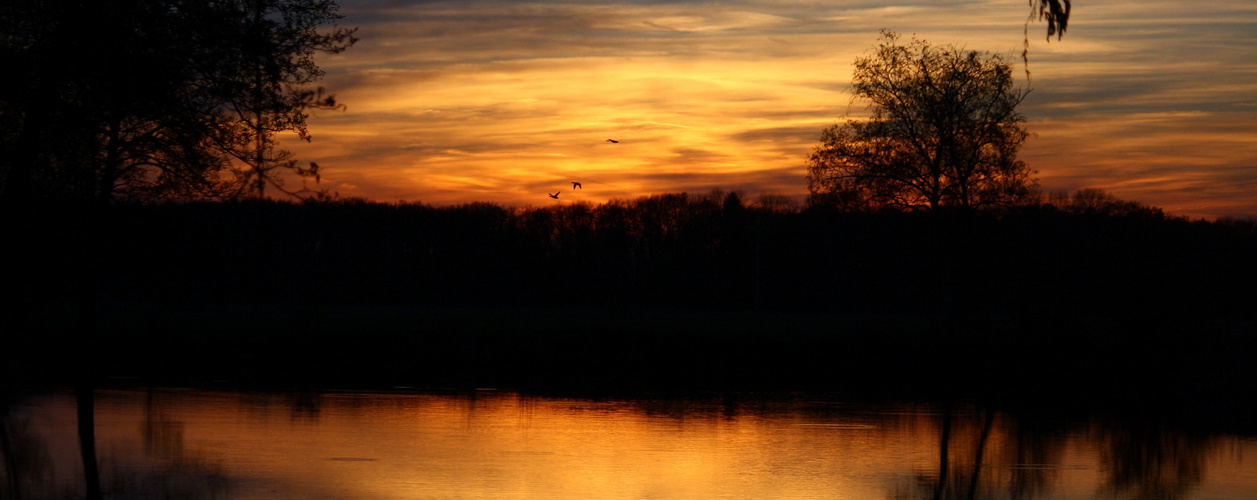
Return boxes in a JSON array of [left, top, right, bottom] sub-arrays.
[[606, 139, 618, 143], [548, 192, 560, 199], [572, 182, 582, 189]]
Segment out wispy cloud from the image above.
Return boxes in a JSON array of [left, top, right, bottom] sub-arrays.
[[286, 0, 1257, 218]]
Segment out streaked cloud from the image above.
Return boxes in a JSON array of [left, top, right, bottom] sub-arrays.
[[285, 0, 1257, 218]]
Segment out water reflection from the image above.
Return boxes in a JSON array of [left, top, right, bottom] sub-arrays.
[[888, 405, 1240, 500], [142, 389, 185, 459], [0, 403, 55, 499], [1095, 420, 1211, 500], [3, 389, 1254, 500]]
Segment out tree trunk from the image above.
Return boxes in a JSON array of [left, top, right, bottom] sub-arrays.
[[73, 203, 104, 500], [75, 383, 101, 500], [933, 402, 953, 500]]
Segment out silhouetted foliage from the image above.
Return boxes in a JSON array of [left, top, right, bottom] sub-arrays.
[[1030, 0, 1071, 42], [1023, 0, 1072, 77], [1096, 420, 1210, 500], [6, 192, 1253, 319], [4, 192, 1257, 407], [1042, 188, 1166, 217], [0, 0, 355, 203], [808, 32, 1036, 212], [212, 0, 357, 198]]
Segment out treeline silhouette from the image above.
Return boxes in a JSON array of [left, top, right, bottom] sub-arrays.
[[8, 190, 1255, 316], [5, 191, 1256, 406]]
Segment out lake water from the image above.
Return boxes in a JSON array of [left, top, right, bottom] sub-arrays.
[[3, 388, 1255, 499]]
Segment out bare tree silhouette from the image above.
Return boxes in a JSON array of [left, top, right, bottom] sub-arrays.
[[0, 0, 355, 203], [808, 32, 1035, 211]]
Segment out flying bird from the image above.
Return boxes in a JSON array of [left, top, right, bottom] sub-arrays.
[[606, 139, 618, 143], [548, 192, 560, 199], [572, 182, 582, 189]]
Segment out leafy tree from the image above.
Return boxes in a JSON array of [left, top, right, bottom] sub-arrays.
[[0, 0, 355, 203], [1, 8, 353, 495], [0, 0, 220, 202], [209, 0, 357, 198], [807, 32, 1036, 211]]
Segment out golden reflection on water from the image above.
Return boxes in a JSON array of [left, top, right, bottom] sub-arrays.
[[6, 389, 1257, 499]]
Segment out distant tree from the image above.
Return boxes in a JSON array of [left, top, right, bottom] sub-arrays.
[[751, 194, 799, 214], [1062, 188, 1164, 218], [807, 32, 1037, 211]]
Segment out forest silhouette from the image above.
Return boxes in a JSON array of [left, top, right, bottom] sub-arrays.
[[8, 191, 1256, 315], [4, 192, 1256, 410]]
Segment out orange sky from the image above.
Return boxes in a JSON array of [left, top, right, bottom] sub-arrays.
[[285, 0, 1257, 219]]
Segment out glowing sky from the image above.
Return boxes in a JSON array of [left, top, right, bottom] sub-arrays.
[[286, 0, 1257, 219]]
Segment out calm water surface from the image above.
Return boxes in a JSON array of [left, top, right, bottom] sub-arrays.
[[4, 389, 1255, 499]]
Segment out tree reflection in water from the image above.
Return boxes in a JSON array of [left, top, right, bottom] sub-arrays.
[[1, 402, 55, 499], [889, 404, 1220, 500], [889, 403, 998, 500], [1001, 409, 1071, 499], [2, 391, 1245, 499], [1, 390, 231, 499], [1096, 420, 1210, 500]]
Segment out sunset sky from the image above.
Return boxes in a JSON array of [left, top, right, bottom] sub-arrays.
[[285, 0, 1257, 219]]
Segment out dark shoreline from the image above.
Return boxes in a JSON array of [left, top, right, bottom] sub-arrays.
[[4, 198, 1255, 432], [7, 197, 1257, 316], [7, 303, 1255, 427]]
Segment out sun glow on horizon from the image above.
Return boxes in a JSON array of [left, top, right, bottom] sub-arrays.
[[284, 0, 1257, 219]]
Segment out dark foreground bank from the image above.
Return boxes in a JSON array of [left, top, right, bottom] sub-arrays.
[[6, 304, 1256, 423]]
